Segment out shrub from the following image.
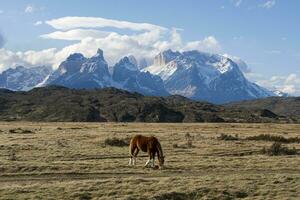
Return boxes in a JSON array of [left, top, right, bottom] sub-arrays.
[[104, 137, 129, 147], [217, 133, 239, 141], [262, 142, 298, 156], [247, 134, 300, 143], [8, 150, 17, 161], [9, 128, 33, 134], [185, 133, 194, 148]]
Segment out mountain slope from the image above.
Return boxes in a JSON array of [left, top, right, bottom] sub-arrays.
[[144, 50, 275, 103], [0, 86, 294, 123], [0, 66, 52, 91], [225, 97, 300, 121]]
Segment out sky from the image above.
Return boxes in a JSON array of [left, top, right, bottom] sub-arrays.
[[0, 0, 299, 95]]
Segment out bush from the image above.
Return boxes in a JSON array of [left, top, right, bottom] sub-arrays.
[[262, 142, 298, 156], [9, 128, 33, 134], [104, 137, 129, 147], [217, 133, 239, 141], [185, 133, 194, 148], [247, 134, 300, 143]]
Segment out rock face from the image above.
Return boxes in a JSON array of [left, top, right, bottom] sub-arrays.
[[0, 65, 52, 91], [144, 50, 275, 103]]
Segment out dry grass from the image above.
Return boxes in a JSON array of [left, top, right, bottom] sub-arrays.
[[0, 122, 299, 199]]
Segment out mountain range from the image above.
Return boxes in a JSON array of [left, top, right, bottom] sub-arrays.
[[1, 86, 297, 123], [0, 48, 283, 103]]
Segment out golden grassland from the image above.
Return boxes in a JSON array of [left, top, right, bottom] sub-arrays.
[[0, 122, 299, 199]]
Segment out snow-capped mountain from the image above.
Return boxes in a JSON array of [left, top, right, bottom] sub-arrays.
[[49, 49, 112, 89], [112, 56, 168, 96], [45, 49, 168, 96], [144, 50, 275, 103], [0, 65, 52, 91], [0, 48, 280, 103]]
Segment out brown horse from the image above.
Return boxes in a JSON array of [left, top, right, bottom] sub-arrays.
[[129, 135, 164, 169]]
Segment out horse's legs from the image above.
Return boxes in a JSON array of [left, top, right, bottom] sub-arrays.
[[133, 148, 139, 165], [144, 150, 154, 167], [152, 151, 156, 167], [129, 145, 137, 166]]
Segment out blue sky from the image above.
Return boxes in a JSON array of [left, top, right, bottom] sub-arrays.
[[0, 0, 299, 95]]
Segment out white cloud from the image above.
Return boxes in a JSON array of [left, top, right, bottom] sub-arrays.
[[34, 21, 43, 26], [25, 5, 35, 13], [223, 54, 251, 73], [247, 73, 300, 96], [41, 29, 110, 41], [260, 0, 276, 9], [184, 36, 222, 53], [0, 48, 57, 72], [25, 4, 43, 13], [0, 16, 222, 71], [45, 16, 167, 32], [0, 10, 3, 14]]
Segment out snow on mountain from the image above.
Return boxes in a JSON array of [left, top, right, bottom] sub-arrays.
[[49, 49, 112, 89], [46, 49, 168, 96], [0, 65, 52, 91], [112, 56, 168, 96], [0, 48, 280, 103], [144, 49, 276, 103]]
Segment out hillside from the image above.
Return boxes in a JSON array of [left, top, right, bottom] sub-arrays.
[[225, 97, 300, 121], [0, 86, 296, 123]]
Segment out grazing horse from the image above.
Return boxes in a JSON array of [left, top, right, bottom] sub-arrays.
[[129, 135, 164, 169]]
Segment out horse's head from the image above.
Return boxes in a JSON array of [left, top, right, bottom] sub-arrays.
[[158, 155, 165, 169]]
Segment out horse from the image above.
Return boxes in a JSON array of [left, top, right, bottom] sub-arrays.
[[128, 135, 164, 169]]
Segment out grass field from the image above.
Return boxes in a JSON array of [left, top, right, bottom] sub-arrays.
[[0, 122, 299, 200]]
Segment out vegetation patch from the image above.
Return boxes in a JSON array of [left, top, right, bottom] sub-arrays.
[[247, 134, 300, 143], [104, 137, 130, 147], [153, 187, 248, 200], [262, 142, 298, 156], [8, 128, 33, 134], [217, 133, 239, 141]]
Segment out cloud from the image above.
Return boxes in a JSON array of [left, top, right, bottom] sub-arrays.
[[45, 16, 167, 32], [260, 0, 276, 9], [0, 16, 222, 71], [25, 5, 35, 13], [25, 4, 43, 13], [247, 73, 300, 96], [41, 29, 111, 41], [0, 48, 57, 72], [0, 10, 3, 14], [184, 36, 222, 53], [34, 21, 43, 26], [223, 54, 251, 73]]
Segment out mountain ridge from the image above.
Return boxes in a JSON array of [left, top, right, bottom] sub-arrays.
[[0, 86, 297, 123]]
